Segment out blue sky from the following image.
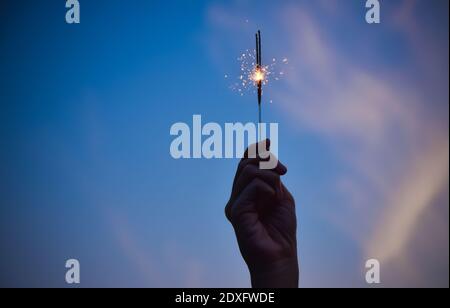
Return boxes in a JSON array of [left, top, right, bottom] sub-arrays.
[[0, 0, 448, 287]]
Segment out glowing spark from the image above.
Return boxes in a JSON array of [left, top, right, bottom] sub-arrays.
[[226, 51, 288, 94], [252, 67, 265, 83], [225, 37, 289, 105]]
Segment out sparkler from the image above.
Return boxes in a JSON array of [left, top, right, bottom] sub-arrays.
[[255, 30, 263, 141], [225, 29, 289, 141]]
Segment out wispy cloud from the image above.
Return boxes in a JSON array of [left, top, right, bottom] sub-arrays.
[[367, 139, 449, 263], [277, 3, 449, 285], [207, 0, 449, 286]]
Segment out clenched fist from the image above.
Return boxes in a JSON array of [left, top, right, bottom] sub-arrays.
[[225, 140, 298, 288]]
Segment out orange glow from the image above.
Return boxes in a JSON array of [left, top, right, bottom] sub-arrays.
[[252, 68, 265, 83]]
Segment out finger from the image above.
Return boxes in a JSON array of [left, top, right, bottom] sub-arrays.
[[243, 139, 271, 159], [237, 155, 287, 177], [235, 139, 278, 180], [226, 172, 277, 222], [235, 138, 270, 182], [228, 177, 276, 223], [228, 156, 287, 219], [231, 164, 281, 203], [238, 153, 287, 177]]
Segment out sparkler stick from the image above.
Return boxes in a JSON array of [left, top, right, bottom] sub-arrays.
[[228, 30, 289, 143], [255, 30, 262, 141]]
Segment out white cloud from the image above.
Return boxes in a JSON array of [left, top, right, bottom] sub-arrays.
[[206, 0, 449, 286], [275, 4, 449, 284]]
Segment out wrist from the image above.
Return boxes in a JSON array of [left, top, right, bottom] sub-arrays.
[[249, 257, 299, 288]]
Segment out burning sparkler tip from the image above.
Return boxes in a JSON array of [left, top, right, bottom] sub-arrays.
[[226, 30, 287, 102]]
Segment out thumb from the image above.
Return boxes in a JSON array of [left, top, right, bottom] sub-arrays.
[[244, 139, 270, 159]]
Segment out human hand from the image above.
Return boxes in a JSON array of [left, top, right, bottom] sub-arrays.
[[225, 140, 298, 288]]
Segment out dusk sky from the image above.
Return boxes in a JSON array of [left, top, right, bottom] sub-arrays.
[[0, 0, 448, 287]]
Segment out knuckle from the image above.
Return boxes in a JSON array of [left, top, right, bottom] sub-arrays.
[[242, 164, 257, 178], [224, 202, 232, 221]]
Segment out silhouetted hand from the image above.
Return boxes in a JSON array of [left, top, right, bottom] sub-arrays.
[[225, 140, 298, 288]]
